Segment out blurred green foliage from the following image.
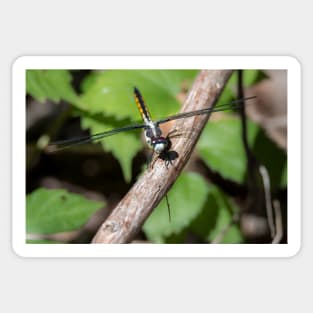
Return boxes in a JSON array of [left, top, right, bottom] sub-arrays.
[[26, 69, 286, 243], [198, 118, 287, 188], [26, 188, 105, 235]]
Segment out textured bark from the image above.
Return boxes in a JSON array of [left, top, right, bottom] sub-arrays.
[[92, 70, 233, 243]]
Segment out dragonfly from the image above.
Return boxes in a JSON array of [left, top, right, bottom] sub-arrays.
[[50, 87, 256, 166]]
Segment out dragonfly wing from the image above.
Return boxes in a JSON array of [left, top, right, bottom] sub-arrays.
[[49, 123, 147, 150], [156, 96, 256, 126]]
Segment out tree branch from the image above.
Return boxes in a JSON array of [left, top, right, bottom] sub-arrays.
[[92, 70, 233, 243], [259, 164, 275, 238], [237, 70, 259, 187], [272, 199, 283, 244]]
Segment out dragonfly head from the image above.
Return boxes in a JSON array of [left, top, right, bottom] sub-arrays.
[[151, 137, 170, 154]]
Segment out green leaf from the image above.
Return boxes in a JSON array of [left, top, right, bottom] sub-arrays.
[[79, 70, 198, 181], [80, 70, 198, 120], [241, 69, 268, 86], [198, 118, 287, 188], [281, 162, 287, 187], [26, 240, 62, 244], [191, 187, 243, 243], [251, 128, 287, 188], [198, 118, 258, 183], [26, 69, 198, 182], [143, 172, 209, 243], [26, 70, 81, 106], [80, 115, 142, 182], [26, 188, 105, 235]]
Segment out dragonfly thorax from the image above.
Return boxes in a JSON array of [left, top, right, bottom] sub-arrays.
[[144, 124, 169, 154]]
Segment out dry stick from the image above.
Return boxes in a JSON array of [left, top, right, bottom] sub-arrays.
[[237, 70, 257, 187], [28, 104, 73, 172], [92, 70, 233, 243], [237, 71, 277, 241], [272, 200, 283, 244], [259, 165, 275, 238]]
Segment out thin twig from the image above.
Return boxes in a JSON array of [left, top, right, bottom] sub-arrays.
[[237, 71, 280, 242], [238, 70, 255, 175], [92, 70, 233, 243], [259, 164, 275, 238], [165, 194, 171, 222], [28, 102, 72, 171], [237, 70, 263, 202], [237, 70, 261, 213], [272, 200, 283, 244]]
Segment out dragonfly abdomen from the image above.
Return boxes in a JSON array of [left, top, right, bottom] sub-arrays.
[[134, 87, 152, 125]]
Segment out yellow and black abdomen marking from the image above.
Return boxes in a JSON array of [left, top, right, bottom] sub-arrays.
[[134, 87, 152, 124]]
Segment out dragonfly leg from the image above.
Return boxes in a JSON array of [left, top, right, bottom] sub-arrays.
[[159, 149, 179, 168], [167, 129, 197, 141], [167, 128, 179, 138], [165, 193, 171, 222]]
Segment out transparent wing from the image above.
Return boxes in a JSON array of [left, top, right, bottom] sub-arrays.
[[156, 96, 256, 126], [49, 123, 146, 151]]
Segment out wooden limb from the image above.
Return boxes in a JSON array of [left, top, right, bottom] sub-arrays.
[[259, 164, 275, 238], [272, 200, 283, 244], [237, 71, 280, 242], [92, 70, 233, 243], [238, 70, 255, 171]]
